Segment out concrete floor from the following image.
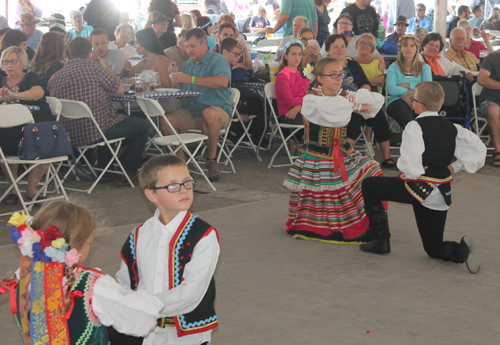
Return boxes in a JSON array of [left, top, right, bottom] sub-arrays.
[[1, 148, 500, 344]]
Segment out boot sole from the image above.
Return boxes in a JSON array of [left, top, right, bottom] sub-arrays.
[[359, 240, 391, 255], [463, 235, 480, 274]]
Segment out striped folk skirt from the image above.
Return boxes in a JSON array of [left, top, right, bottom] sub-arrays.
[[283, 150, 384, 244]]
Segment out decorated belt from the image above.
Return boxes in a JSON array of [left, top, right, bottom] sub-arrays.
[[156, 317, 175, 328]]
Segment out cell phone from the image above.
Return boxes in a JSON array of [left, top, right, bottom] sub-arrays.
[[344, 31, 354, 38]]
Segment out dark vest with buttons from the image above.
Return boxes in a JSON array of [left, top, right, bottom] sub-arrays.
[[399, 115, 457, 206], [121, 212, 219, 337]]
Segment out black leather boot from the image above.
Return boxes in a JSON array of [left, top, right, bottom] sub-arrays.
[[359, 205, 391, 255]]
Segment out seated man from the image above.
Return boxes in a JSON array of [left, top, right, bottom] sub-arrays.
[[406, 3, 433, 33], [447, 5, 470, 38], [215, 24, 252, 70], [90, 28, 127, 76], [468, 5, 483, 29], [164, 29, 190, 89], [166, 28, 232, 182], [150, 11, 176, 51], [276, 16, 310, 59], [17, 13, 43, 50], [478, 50, 500, 167], [445, 27, 478, 72], [48, 37, 150, 185]]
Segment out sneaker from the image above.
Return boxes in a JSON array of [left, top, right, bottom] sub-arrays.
[[460, 235, 480, 274], [114, 174, 139, 187], [206, 159, 221, 182]]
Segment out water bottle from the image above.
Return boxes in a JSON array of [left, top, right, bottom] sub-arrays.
[[378, 20, 385, 39], [251, 47, 257, 61]]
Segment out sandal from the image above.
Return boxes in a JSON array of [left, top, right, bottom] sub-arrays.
[[2, 194, 19, 206], [381, 158, 398, 170], [490, 152, 500, 168]]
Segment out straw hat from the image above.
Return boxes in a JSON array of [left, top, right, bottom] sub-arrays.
[[16, 13, 41, 25]]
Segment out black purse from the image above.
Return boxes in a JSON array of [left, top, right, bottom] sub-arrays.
[[18, 121, 73, 160]]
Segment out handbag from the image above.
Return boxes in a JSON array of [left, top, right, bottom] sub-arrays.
[[401, 90, 415, 111], [18, 121, 73, 160]]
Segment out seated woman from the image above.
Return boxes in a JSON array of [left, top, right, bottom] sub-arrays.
[[275, 40, 310, 153], [122, 28, 177, 113], [326, 34, 396, 169], [284, 56, 386, 243], [196, 16, 216, 49], [414, 27, 428, 43], [109, 22, 136, 58], [480, 7, 500, 31], [0, 47, 54, 205], [181, 13, 195, 30], [31, 32, 65, 94], [67, 10, 93, 38], [419, 32, 474, 81], [387, 34, 431, 130], [354, 33, 384, 93], [150, 11, 177, 51], [297, 27, 321, 67], [0, 29, 35, 62]]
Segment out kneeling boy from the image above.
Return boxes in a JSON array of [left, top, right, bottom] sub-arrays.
[[112, 154, 220, 344], [359, 81, 486, 274]]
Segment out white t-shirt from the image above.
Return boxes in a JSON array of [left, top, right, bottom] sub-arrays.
[[108, 41, 136, 59]]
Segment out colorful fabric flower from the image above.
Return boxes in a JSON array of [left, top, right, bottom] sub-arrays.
[[44, 246, 66, 263], [20, 229, 41, 257], [8, 212, 29, 227], [64, 248, 81, 267], [303, 63, 315, 81], [32, 242, 51, 263], [51, 238, 66, 249], [40, 225, 64, 249], [9, 225, 22, 244]]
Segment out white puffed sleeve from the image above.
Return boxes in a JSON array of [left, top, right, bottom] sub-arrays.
[[301, 94, 354, 127], [351, 89, 385, 119], [451, 124, 487, 173], [92, 274, 164, 337], [397, 120, 426, 179]]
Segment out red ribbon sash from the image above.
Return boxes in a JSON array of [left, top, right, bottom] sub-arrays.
[[0, 280, 18, 314]]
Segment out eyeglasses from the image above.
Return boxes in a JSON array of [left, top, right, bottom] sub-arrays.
[[150, 180, 196, 193], [359, 41, 373, 48], [416, 8, 424, 11], [230, 50, 243, 58], [321, 72, 345, 79], [1, 59, 19, 66], [410, 96, 426, 106], [299, 37, 310, 43], [338, 21, 353, 26]]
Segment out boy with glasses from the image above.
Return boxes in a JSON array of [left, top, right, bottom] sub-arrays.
[[111, 154, 220, 345], [359, 81, 486, 274]]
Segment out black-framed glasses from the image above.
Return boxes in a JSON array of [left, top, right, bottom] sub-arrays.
[[321, 72, 345, 79], [230, 50, 243, 58], [338, 21, 353, 26], [150, 180, 196, 193], [359, 41, 373, 48], [410, 96, 426, 106], [1, 59, 19, 66]]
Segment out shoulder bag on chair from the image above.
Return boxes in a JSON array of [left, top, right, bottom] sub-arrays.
[[18, 121, 73, 160]]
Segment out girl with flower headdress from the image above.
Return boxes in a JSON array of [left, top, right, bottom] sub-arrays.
[[275, 40, 310, 153], [283, 56, 386, 244], [1, 200, 163, 345], [386, 34, 431, 131]]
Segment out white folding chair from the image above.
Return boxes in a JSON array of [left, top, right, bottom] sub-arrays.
[[46, 96, 62, 119], [264, 83, 304, 168], [57, 99, 134, 193], [0, 104, 69, 217], [135, 97, 216, 191]]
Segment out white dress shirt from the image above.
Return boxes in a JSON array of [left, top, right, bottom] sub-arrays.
[[397, 111, 487, 210], [116, 210, 220, 345]]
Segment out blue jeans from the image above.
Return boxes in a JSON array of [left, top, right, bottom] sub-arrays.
[[387, 99, 417, 130], [96, 116, 150, 174]]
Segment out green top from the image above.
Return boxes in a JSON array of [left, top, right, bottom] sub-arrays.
[[281, 0, 318, 37]]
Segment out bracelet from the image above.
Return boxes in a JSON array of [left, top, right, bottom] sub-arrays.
[[102, 64, 107, 68], [191, 76, 195, 85]]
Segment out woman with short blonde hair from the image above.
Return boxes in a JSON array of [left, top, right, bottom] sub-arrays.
[[109, 22, 136, 58]]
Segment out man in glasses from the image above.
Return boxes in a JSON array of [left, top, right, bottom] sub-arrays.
[[407, 3, 433, 33], [336, 0, 380, 37], [469, 5, 483, 30], [447, 5, 472, 38], [359, 81, 486, 274]]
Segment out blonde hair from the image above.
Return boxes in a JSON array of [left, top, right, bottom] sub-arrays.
[[115, 22, 135, 40], [181, 13, 195, 30], [32, 200, 96, 314], [486, 7, 500, 24], [414, 27, 428, 37], [355, 33, 376, 53], [0, 46, 29, 71], [396, 36, 424, 77], [415, 81, 444, 111], [139, 154, 187, 190]]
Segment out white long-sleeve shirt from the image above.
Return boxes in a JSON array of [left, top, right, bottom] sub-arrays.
[[116, 210, 220, 345], [397, 111, 487, 210]]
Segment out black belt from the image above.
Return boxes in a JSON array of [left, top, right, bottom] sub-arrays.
[[156, 317, 175, 328]]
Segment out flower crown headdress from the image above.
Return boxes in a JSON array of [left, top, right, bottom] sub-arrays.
[[284, 39, 304, 52], [398, 34, 419, 48]]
